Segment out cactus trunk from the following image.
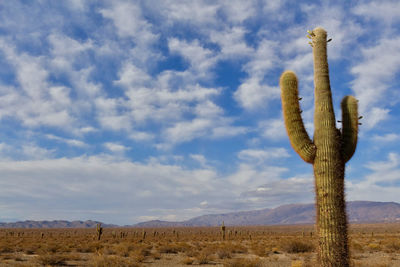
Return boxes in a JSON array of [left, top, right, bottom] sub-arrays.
[[280, 27, 359, 267], [312, 27, 349, 266]]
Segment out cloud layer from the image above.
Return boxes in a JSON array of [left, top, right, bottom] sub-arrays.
[[0, 0, 399, 224]]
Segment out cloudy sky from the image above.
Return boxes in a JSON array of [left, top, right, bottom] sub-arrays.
[[0, 0, 399, 225]]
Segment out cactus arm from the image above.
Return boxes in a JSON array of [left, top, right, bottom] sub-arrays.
[[341, 95, 359, 163], [280, 71, 316, 163]]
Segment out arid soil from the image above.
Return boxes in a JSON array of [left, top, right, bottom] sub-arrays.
[[1, 223, 400, 266]]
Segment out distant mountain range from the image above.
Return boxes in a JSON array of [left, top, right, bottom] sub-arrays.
[[134, 201, 400, 227], [0, 220, 117, 229], [2, 201, 400, 228]]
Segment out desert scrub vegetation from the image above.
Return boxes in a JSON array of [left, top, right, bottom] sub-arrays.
[[281, 239, 314, 254], [0, 224, 400, 266]]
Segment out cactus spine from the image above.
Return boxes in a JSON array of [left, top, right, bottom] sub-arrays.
[[280, 27, 359, 266]]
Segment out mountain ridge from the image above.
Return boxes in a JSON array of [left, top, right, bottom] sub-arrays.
[[2, 201, 400, 228], [0, 220, 117, 229], [134, 201, 400, 227]]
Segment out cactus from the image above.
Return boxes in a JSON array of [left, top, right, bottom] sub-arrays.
[[96, 223, 103, 241], [221, 221, 226, 241], [280, 27, 359, 266], [142, 230, 147, 240]]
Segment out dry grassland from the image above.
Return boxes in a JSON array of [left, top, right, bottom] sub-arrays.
[[1, 223, 400, 266]]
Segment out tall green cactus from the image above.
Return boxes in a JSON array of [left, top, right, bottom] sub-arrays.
[[280, 27, 359, 266]]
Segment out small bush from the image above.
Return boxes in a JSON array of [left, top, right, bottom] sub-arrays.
[[367, 243, 380, 252], [217, 249, 232, 259], [224, 258, 262, 267], [196, 251, 213, 265], [283, 240, 314, 253], [90, 255, 141, 267], [291, 260, 303, 267], [36, 254, 68, 266], [181, 257, 195, 265], [158, 244, 180, 254], [384, 240, 400, 252]]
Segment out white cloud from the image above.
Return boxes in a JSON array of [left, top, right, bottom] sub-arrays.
[[372, 133, 400, 142], [0, 38, 96, 129], [212, 125, 248, 138], [103, 142, 130, 153], [99, 2, 158, 44], [350, 37, 400, 128], [0, 154, 299, 224], [219, 0, 256, 24], [261, 0, 285, 12], [300, 3, 363, 59], [190, 154, 208, 168], [226, 163, 288, 187], [49, 34, 93, 62], [115, 61, 222, 129], [194, 100, 223, 118], [155, 0, 219, 27], [259, 118, 286, 140], [235, 78, 280, 110], [365, 152, 399, 172], [163, 116, 247, 146], [0, 156, 220, 223], [114, 62, 151, 88], [241, 175, 314, 206], [67, 0, 86, 10], [129, 131, 154, 142], [210, 27, 253, 59], [168, 38, 217, 77], [21, 145, 55, 160], [45, 134, 87, 148], [352, 1, 400, 26], [78, 127, 97, 134], [238, 147, 290, 164], [164, 119, 213, 144], [348, 153, 400, 202], [234, 40, 280, 110]]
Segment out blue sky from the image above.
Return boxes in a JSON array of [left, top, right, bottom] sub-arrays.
[[0, 0, 399, 225]]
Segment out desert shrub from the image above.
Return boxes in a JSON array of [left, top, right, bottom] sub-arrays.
[[196, 251, 213, 265], [366, 243, 381, 252], [250, 244, 268, 257], [181, 257, 195, 265], [282, 240, 314, 253], [157, 244, 180, 254], [142, 249, 159, 261], [384, 239, 400, 252], [128, 245, 152, 263], [0, 244, 14, 253], [291, 260, 303, 267], [216, 249, 232, 259], [76, 241, 103, 253], [223, 258, 262, 267], [185, 248, 199, 257], [222, 242, 248, 254], [133, 245, 152, 257], [350, 240, 364, 253], [24, 244, 40, 255], [113, 243, 131, 257], [36, 254, 68, 266], [90, 255, 141, 267]]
